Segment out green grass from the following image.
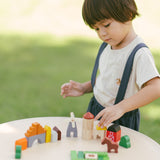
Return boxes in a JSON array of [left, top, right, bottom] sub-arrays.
[[0, 33, 159, 144], [0, 33, 97, 121]]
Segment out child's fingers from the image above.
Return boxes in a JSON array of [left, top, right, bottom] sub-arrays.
[[61, 83, 70, 89], [69, 80, 78, 89], [95, 109, 112, 127], [98, 118, 105, 127], [95, 110, 103, 121], [61, 83, 69, 96], [70, 80, 75, 84]]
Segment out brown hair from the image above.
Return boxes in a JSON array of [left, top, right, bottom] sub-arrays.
[[82, 0, 139, 28]]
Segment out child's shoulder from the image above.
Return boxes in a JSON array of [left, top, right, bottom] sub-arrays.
[[129, 36, 151, 57]]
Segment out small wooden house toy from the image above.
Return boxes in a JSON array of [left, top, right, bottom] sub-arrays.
[[106, 124, 121, 142], [82, 112, 94, 140]]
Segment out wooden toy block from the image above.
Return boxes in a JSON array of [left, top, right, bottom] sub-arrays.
[[25, 122, 46, 137], [32, 122, 40, 129], [38, 126, 46, 134], [37, 124, 46, 134], [71, 150, 78, 160], [93, 129, 106, 140], [25, 129, 32, 137], [71, 151, 109, 160], [53, 126, 61, 140], [29, 126, 37, 135], [94, 125, 107, 140], [78, 151, 84, 159], [15, 137, 28, 151], [96, 125, 107, 131], [101, 137, 119, 153], [83, 112, 94, 119], [66, 112, 78, 137], [106, 124, 121, 142], [85, 153, 98, 159], [51, 130, 58, 142], [83, 151, 109, 160], [66, 121, 77, 137], [44, 125, 51, 143], [25, 133, 46, 148], [82, 112, 94, 140], [15, 145, 22, 159], [119, 135, 131, 148]]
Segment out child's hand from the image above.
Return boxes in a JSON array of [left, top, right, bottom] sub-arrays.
[[95, 105, 124, 127], [61, 80, 84, 98]]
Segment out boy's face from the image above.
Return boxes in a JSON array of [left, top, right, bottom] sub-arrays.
[[93, 19, 133, 49]]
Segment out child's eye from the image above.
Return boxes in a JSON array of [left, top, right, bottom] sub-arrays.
[[95, 28, 99, 31], [104, 23, 110, 28]]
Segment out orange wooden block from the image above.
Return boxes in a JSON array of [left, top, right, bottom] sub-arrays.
[[25, 122, 46, 137], [29, 126, 36, 136], [38, 125, 46, 134], [25, 132, 30, 137], [25, 129, 31, 137], [25, 122, 40, 137], [15, 137, 28, 150], [32, 122, 40, 134], [32, 122, 40, 128]]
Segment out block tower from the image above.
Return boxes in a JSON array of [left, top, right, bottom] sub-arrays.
[[25, 122, 46, 148], [82, 112, 94, 140]]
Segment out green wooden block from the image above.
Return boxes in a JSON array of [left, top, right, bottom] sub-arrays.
[[71, 150, 78, 160], [84, 151, 109, 160], [15, 153, 21, 159], [78, 151, 84, 159], [15, 145, 22, 153], [119, 135, 131, 148], [15, 145, 22, 159]]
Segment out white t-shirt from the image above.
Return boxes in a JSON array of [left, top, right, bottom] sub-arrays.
[[94, 36, 160, 107]]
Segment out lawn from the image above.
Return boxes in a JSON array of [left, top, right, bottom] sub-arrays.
[[0, 33, 159, 143]]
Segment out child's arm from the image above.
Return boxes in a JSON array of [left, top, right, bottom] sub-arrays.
[[95, 77, 160, 127], [61, 80, 92, 98]]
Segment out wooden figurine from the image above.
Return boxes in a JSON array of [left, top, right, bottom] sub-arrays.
[[101, 137, 119, 153], [66, 112, 78, 137]]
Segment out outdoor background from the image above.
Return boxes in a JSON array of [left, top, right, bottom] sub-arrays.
[[0, 0, 159, 143]]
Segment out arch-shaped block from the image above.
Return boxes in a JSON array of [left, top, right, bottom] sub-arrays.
[[26, 133, 46, 148]]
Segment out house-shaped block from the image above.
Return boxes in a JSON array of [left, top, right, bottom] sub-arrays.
[[106, 124, 121, 142]]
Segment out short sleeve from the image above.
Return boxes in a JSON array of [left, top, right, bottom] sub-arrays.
[[135, 48, 160, 89]]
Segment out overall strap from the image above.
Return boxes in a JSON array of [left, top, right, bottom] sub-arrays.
[[91, 42, 108, 88], [114, 43, 148, 104]]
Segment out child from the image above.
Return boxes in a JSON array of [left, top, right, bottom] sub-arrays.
[[61, 0, 160, 131]]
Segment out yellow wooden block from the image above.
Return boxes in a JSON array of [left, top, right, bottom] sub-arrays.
[[96, 125, 107, 130], [44, 125, 51, 143]]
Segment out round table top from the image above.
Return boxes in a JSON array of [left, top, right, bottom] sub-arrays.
[[0, 117, 160, 160]]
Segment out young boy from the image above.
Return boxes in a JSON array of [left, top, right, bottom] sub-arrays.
[[61, 0, 160, 131]]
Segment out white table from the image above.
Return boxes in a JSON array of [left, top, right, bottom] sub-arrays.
[[0, 117, 160, 160]]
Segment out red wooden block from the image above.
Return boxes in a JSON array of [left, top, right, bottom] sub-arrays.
[[106, 124, 121, 142], [83, 112, 94, 119]]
